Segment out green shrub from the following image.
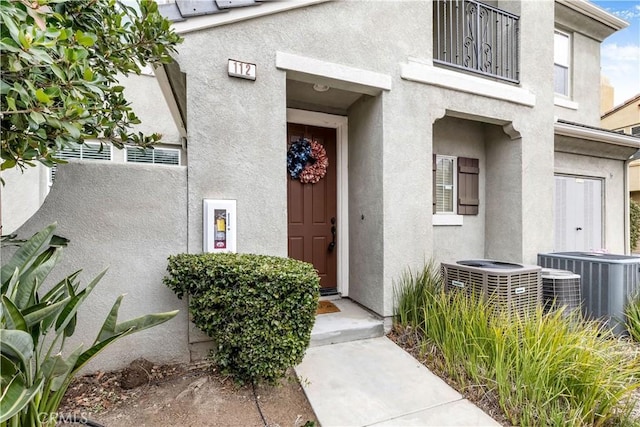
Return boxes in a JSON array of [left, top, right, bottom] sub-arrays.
[[164, 253, 319, 384], [394, 263, 639, 426], [626, 291, 640, 342], [631, 199, 640, 250]]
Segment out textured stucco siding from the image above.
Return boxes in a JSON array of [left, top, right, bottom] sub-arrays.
[[553, 31, 602, 125], [1, 164, 49, 234], [4, 162, 190, 372], [554, 152, 626, 253], [176, 1, 431, 261], [348, 95, 385, 315], [120, 73, 182, 145], [380, 80, 434, 316], [432, 117, 486, 264], [176, 1, 432, 317]]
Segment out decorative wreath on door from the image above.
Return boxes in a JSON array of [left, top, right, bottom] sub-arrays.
[[287, 137, 328, 184]]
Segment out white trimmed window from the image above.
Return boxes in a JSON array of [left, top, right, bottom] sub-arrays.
[[554, 30, 571, 97], [49, 142, 111, 184], [435, 155, 456, 214], [432, 154, 480, 225], [125, 147, 180, 165]]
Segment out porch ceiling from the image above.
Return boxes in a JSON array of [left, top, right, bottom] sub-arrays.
[[286, 80, 362, 116]]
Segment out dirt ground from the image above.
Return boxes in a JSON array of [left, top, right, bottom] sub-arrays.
[[59, 362, 318, 427]]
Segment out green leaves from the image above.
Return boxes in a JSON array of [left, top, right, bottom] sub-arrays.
[[0, 0, 183, 171], [164, 253, 319, 384], [393, 263, 640, 427], [1, 223, 180, 425], [0, 376, 44, 423]]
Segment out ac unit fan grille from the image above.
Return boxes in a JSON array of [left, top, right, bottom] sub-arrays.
[[542, 276, 581, 315], [441, 262, 542, 318]]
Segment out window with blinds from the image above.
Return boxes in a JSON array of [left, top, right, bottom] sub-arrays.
[[554, 30, 571, 96], [125, 147, 180, 165], [435, 156, 455, 213], [433, 154, 480, 217]]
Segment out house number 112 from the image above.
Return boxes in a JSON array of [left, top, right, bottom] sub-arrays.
[[228, 59, 256, 81]]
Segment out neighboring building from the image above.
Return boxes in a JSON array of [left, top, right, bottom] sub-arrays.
[[601, 94, 640, 203], [600, 75, 615, 115], [5, 0, 640, 370], [601, 94, 640, 137], [600, 94, 640, 253]]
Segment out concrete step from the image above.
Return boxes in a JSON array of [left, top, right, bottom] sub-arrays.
[[310, 298, 385, 347]]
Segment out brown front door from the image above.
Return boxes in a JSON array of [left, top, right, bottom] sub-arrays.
[[287, 123, 338, 292]]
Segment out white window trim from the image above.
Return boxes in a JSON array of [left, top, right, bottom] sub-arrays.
[[554, 96, 579, 110], [432, 214, 464, 226], [554, 29, 572, 98], [433, 155, 464, 226], [401, 58, 536, 107]]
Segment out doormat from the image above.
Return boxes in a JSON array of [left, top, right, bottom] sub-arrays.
[[317, 300, 340, 315]]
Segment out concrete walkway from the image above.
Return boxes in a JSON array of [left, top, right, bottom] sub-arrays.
[[295, 300, 500, 427]]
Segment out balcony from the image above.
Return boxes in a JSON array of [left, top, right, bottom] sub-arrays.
[[433, 0, 520, 83]]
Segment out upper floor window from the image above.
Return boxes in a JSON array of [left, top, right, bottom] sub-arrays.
[[632, 125, 640, 136], [435, 155, 456, 214], [554, 30, 571, 96]]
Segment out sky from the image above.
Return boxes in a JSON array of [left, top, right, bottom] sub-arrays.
[[591, 0, 640, 106]]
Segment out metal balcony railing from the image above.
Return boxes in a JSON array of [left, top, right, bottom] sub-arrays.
[[433, 0, 520, 83]]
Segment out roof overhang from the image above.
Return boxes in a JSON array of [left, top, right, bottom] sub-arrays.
[[554, 120, 640, 160], [154, 61, 187, 139], [556, 0, 628, 32], [167, 0, 329, 35]]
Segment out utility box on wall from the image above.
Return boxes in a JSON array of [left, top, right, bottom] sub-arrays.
[[203, 199, 236, 253]]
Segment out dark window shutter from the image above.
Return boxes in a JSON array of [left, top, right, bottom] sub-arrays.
[[433, 154, 437, 214], [457, 157, 479, 215]]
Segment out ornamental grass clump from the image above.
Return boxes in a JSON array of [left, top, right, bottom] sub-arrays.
[[164, 253, 319, 385], [626, 291, 640, 343], [394, 263, 640, 427]]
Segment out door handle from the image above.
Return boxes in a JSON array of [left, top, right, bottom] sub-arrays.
[[576, 227, 583, 231], [328, 217, 336, 252]]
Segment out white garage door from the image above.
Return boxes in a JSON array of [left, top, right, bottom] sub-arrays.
[[554, 175, 603, 252]]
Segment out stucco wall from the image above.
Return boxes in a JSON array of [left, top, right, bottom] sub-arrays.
[[380, 80, 435, 316], [1, 164, 49, 234], [554, 7, 606, 126], [119, 73, 182, 146], [4, 162, 190, 372], [176, 1, 431, 262], [484, 126, 525, 262], [432, 117, 486, 264], [348, 95, 385, 314], [555, 152, 626, 253]]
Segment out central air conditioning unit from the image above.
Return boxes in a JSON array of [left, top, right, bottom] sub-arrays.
[[540, 268, 581, 316], [441, 260, 542, 317], [538, 252, 640, 335]]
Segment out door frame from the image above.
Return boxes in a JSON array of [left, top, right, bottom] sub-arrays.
[[287, 108, 349, 296]]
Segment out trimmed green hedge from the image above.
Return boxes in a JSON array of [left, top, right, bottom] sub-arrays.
[[164, 253, 320, 384]]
